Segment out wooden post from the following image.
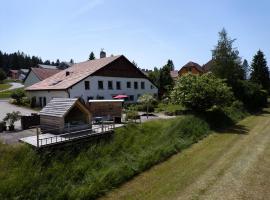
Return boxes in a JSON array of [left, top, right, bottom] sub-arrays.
[[36, 127, 39, 148]]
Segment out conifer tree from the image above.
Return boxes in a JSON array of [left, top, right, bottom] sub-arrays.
[[250, 50, 270, 91]]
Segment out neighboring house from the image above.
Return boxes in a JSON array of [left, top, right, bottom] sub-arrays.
[[24, 68, 62, 87], [26, 53, 158, 107], [9, 70, 19, 79], [178, 61, 204, 76], [19, 68, 30, 80], [38, 64, 59, 70], [202, 59, 214, 73], [170, 70, 179, 81]]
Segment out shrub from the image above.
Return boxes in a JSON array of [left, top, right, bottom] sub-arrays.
[[125, 110, 140, 121], [233, 80, 268, 111], [10, 88, 26, 105], [0, 69, 6, 83], [170, 73, 234, 112], [155, 103, 185, 115]]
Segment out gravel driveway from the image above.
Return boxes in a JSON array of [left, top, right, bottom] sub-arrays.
[[0, 99, 37, 129]]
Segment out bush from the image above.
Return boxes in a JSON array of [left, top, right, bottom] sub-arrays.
[[125, 110, 140, 121], [155, 103, 185, 115], [170, 73, 234, 112], [233, 80, 268, 111], [10, 88, 26, 105], [0, 69, 6, 83], [201, 101, 248, 129]]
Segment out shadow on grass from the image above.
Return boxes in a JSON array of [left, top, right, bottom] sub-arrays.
[[197, 109, 249, 135], [216, 124, 249, 135]]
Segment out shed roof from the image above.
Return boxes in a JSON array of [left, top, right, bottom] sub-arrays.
[[39, 98, 89, 117]]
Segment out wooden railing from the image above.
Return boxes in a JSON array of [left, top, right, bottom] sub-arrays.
[[36, 123, 115, 148]]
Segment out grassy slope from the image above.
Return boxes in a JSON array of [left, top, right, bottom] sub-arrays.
[[0, 83, 11, 91], [100, 110, 270, 200], [0, 116, 210, 200]]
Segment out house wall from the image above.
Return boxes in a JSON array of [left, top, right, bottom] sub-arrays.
[[26, 90, 68, 107], [24, 71, 41, 87], [68, 76, 158, 102], [179, 67, 202, 76]]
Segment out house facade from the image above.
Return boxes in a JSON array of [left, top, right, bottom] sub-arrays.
[[24, 68, 62, 87], [178, 61, 204, 76], [26, 54, 158, 107]]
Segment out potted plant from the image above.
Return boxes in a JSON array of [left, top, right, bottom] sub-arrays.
[[0, 121, 6, 132], [3, 111, 21, 131]]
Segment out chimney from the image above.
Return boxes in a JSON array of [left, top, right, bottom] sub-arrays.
[[66, 71, 70, 76], [100, 49, 106, 58]]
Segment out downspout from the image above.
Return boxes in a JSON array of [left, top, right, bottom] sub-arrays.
[[67, 89, 70, 98]]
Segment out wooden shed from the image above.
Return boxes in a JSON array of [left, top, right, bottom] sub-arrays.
[[39, 98, 92, 134], [88, 100, 123, 122]]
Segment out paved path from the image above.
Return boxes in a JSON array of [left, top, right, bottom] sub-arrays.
[[0, 100, 36, 129], [1, 82, 24, 92], [101, 109, 270, 200]]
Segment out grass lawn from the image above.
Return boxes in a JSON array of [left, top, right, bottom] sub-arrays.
[[0, 83, 11, 91], [0, 89, 13, 98], [100, 109, 270, 200]]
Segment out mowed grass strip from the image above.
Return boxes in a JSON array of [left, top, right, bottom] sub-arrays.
[[0, 83, 11, 91], [100, 114, 265, 200]]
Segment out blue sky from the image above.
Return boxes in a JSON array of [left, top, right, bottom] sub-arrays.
[[1, 0, 270, 70]]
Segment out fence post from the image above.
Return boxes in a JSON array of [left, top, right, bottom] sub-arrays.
[[102, 121, 104, 133], [36, 127, 39, 148]]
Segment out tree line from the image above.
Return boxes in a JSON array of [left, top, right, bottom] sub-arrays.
[[0, 50, 74, 73]]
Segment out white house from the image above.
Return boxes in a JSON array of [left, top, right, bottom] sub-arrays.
[[24, 68, 62, 87], [26, 53, 158, 107]]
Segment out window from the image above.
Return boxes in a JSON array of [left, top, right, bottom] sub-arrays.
[[141, 82, 145, 89], [43, 97, 46, 107], [39, 97, 42, 107], [116, 81, 121, 90], [85, 81, 90, 90], [98, 81, 103, 89], [137, 94, 141, 99], [134, 81, 138, 89], [108, 81, 113, 90], [87, 96, 94, 101], [151, 85, 154, 89], [97, 96, 104, 100], [129, 95, 134, 101], [127, 81, 131, 88]]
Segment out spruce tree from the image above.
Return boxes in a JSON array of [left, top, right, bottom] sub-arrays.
[[250, 50, 270, 91], [211, 28, 244, 85], [242, 59, 249, 80], [167, 59, 175, 71]]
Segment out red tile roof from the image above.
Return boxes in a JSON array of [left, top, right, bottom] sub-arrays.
[[31, 68, 62, 80], [26, 55, 121, 91]]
